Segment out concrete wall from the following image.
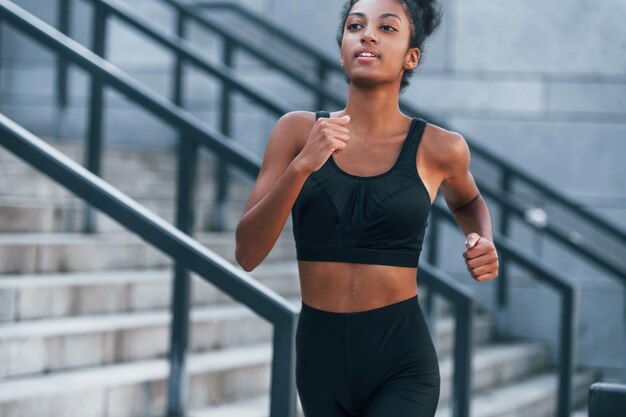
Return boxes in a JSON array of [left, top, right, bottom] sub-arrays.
[[1, 0, 624, 380]]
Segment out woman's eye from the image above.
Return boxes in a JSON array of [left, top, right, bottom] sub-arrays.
[[347, 23, 396, 32]]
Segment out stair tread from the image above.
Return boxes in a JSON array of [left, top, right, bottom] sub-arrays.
[[0, 342, 272, 402], [435, 369, 595, 417], [187, 369, 594, 417], [0, 230, 293, 244], [0, 260, 298, 287], [0, 333, 546, 403], [0, 296, 302, 339], [0, 292, 494, 341]]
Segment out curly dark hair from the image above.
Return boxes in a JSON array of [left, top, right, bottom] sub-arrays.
[[336, 0, 444, 94]]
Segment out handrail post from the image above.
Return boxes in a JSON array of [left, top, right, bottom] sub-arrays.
[[494, 169, 512, 340], [210, 35, 234, 231], [172, 8, 186, 107], [0, 16, 3, 111], [557, 284, 578, 417], [56, 0, 71, 109], [453, 297, 473, 417], [315, 61, 328, 110], [166, 134, 199, 417], [82, 0, 107, 233], [270, 320, 299, 417]]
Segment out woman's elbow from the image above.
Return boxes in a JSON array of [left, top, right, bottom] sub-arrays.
[[235, 244, 256, 272], [235, 223, 256, 272]]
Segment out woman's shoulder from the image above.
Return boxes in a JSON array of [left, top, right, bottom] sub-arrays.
[[273, 110, 319, 149], [421, 120, 471, 174]]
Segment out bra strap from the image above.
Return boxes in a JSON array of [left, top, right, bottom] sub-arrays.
[[397, 117, 427, 169], [315, 111, 331, 120]]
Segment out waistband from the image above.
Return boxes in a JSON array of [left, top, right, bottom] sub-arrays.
[[299, 293, 419, 321]]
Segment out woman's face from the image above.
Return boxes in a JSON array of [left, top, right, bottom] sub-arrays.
[[341, 0, 418, 88]]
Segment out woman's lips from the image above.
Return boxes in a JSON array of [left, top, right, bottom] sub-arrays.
[[355, 56, 379, 63]]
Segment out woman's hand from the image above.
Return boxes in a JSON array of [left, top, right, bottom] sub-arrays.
[[463, 232, 499, 282], [293, 114, 351, 174]]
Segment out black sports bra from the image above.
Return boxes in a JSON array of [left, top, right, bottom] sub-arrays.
[[290, 111, 432, 268]]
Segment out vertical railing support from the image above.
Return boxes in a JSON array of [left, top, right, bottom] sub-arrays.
[[315, 61, 328, 110], [210, 36, 234, 231], [494, 169, 512, 340], [56, 0, 71, 109], [557, 285, 578, 417], [269, 320, 299, 417], [82, 0, 107, 233], [172, 8, 186, 107], [452, 297, 473, 417], [166, 133, 199, 417]]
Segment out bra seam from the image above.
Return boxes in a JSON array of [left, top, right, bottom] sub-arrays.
[[366, 182, 430, 219], [308, 172, 342, 230]]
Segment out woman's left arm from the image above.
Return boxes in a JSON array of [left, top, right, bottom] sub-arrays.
[[438, 132, 499, 282]]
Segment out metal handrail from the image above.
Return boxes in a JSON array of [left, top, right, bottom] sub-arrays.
[[419, 262, 475, 417], [428, 202, 579, 417], [478, 181, 625, 282], [0, 1, 293, 416], [0, 113, 299, 415]]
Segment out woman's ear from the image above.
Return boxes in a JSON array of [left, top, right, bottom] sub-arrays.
[[406, 47, 420, 70]]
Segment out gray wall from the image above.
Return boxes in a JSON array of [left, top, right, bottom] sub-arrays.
[[1, 0, 625, 380]]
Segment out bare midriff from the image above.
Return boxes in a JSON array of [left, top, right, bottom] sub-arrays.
[[297, 260, 419, 313]]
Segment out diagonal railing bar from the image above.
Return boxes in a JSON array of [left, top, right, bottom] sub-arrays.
[[428, 201, 579, 417], [0, 111, 299, 417]]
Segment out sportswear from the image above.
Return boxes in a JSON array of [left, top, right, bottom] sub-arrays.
[[296, 293, 441, 416], [291, 110, 432, 267]]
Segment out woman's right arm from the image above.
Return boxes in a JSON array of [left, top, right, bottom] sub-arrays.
[[235, 111, 350, 272]]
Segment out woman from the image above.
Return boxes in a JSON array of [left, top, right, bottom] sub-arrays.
[[235, 0, 499, 415]]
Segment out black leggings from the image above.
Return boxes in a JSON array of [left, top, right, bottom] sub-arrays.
[[295, 293, 441, 417]]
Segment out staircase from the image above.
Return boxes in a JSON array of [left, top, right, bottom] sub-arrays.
[[0, 141, 596, 417]]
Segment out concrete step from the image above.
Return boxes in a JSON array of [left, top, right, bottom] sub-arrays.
[[0, 170, 252, 201], [0, 230, 296, 274], [0, 198, 258, 233], [0, 341, 274, 417], [0, 290, 494, 380], [0, 194, 270, 234], [0, 139, 253, 195], [0, 337, 557, 417], [189, 393, 302, 417], [0, 140, 195, 176], [188, 369, 596, 417], [0, 296, 299, 379], [0, 261, 299, 321], [435, 369, 596, 417]]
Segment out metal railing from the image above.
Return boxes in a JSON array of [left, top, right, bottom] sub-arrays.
[[427, 202, 579, 417], [0, 1, 293, 415], [55, 0, 347, 230], [419, 262, 475, 417], [0, 110, 300, 416]]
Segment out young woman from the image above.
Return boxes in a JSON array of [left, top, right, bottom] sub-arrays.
[[236, 0, 499, 415]]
